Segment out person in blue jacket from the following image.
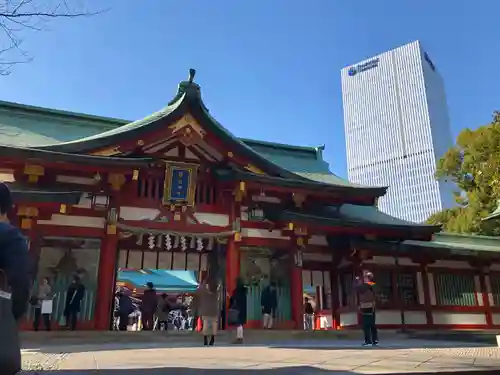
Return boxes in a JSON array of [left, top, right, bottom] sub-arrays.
[[0, 182, 31, 374]]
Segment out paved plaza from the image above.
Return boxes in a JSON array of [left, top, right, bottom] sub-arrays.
[[21, 339, 500, 374]]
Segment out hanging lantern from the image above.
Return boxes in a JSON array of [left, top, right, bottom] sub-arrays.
[[248, 206, 265, 221], [147, 234, 155, 249], [196, 237, 203, 251], [180, 236, 187, 251], [164, 234, 172, 250], [91, 194, 109, 210]]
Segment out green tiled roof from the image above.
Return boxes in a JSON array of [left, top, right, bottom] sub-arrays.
[[404, 232, 500, 254], [239, 139, 371, 188], [339, 204, 436, 227], [0, 76, 380, 192]]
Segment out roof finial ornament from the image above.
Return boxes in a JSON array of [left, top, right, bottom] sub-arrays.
[[188, 68, 196, 83]]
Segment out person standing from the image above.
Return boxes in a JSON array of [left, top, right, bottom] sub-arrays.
[[33, 277, 52, 331], [156, 293, 171, 331], [0, 182, 31, 374], [140, 282, 157, 331], [303, 297, 314, 331], [64, 275, 85, 331], [260, 281, 277, 329], [194, 279, 220, 346], [356, 272, 379, 346], [229, 278, 247, 344], [117, 289, 134, 331]]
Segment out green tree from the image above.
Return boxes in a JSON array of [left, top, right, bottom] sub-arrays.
[[426, 111, 500, 236]]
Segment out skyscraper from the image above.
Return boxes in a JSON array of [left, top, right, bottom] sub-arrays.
[[341, 40, 455, 223]]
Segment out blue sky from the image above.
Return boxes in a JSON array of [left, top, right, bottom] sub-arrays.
[[0, 1, 498, 177]]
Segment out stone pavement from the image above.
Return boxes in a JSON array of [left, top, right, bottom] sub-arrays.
[[21, 339, 500, 374]]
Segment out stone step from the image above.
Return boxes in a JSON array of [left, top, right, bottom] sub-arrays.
[[20, 329, 369, 348]]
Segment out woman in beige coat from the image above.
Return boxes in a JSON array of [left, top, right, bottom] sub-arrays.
[[193, 279, 220, 346]]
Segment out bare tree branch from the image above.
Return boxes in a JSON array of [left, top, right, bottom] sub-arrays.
[[0, 0, 105, 75]]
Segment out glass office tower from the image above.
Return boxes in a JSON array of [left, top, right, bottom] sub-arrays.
[[341, 41, 455, 223]]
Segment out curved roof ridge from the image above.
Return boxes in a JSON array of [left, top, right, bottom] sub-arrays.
[[33, 93, 186, 151]]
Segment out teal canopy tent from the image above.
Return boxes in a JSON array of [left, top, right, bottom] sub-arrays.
[[117, 269, 199, 293]]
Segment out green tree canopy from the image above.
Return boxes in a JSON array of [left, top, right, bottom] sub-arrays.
[[426, 111, 500, 236]]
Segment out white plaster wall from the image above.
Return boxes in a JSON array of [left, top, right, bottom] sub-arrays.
[[339, 312, 358, 327], [492, 313, 500, 325], [485, 275, 495, 306], [308, 235, 328, 246], [474, 275, 483, 306], [432, 312, 487, 325], [363, 256, 418, 266], [416, 272, 425, 304], [429, 260, 472, 269], [377, 310, 402, 325], [120, 206, 159, 220], [56, 175, 97, 185], [193, 213, 229, 226], [303, 252, 332, 262], [38, 214, 105, 228], [241, 228, 289, 240], [404, 311, 427, 325], [428, 273, 437, 305]]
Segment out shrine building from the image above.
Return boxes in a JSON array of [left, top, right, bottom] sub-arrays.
[[1, 70, 500, 331]]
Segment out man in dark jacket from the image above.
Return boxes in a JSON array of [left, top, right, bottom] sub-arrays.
[[261, 281, 278, 329], [141, 282, 157, 331], [0, 183, 31, 374], [64, 275, 86, 331]]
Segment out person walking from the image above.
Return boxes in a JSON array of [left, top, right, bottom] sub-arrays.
[[0, 182, 31, 374], [356, 272, 379, 346], [260, 281, 277, 329], [64, 275, 85, 331], [33, 277, 52, 331], [140, 282, 157, 331], [194, 278, 220, 346], [229, 277, 247, 344], [303, 297, 314, 331]]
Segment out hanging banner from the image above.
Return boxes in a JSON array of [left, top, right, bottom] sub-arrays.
[[163, 162, 198, 206]]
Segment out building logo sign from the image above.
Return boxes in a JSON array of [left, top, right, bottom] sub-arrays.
[[424, 52, 436, 72], [348, 58, 380, 77]]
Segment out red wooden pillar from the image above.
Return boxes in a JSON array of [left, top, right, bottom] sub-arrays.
[[330, 265, 340, 330], [94, 225, 118, 330], [290, 253, 303, 329], [479, 268, 493, 327]]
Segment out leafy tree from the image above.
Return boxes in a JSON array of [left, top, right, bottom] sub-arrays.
[[0, 1, 101, 75], [426, 111, 500, 236]]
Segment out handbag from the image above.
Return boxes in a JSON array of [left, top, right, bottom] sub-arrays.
[[227, 308, 239, 326], [0, 269, 22, 375]]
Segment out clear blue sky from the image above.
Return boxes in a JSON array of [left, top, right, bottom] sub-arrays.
[[1, 1, 498, 178]]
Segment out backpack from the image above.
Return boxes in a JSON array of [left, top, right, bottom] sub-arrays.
[[357, 282, 376, 309]]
